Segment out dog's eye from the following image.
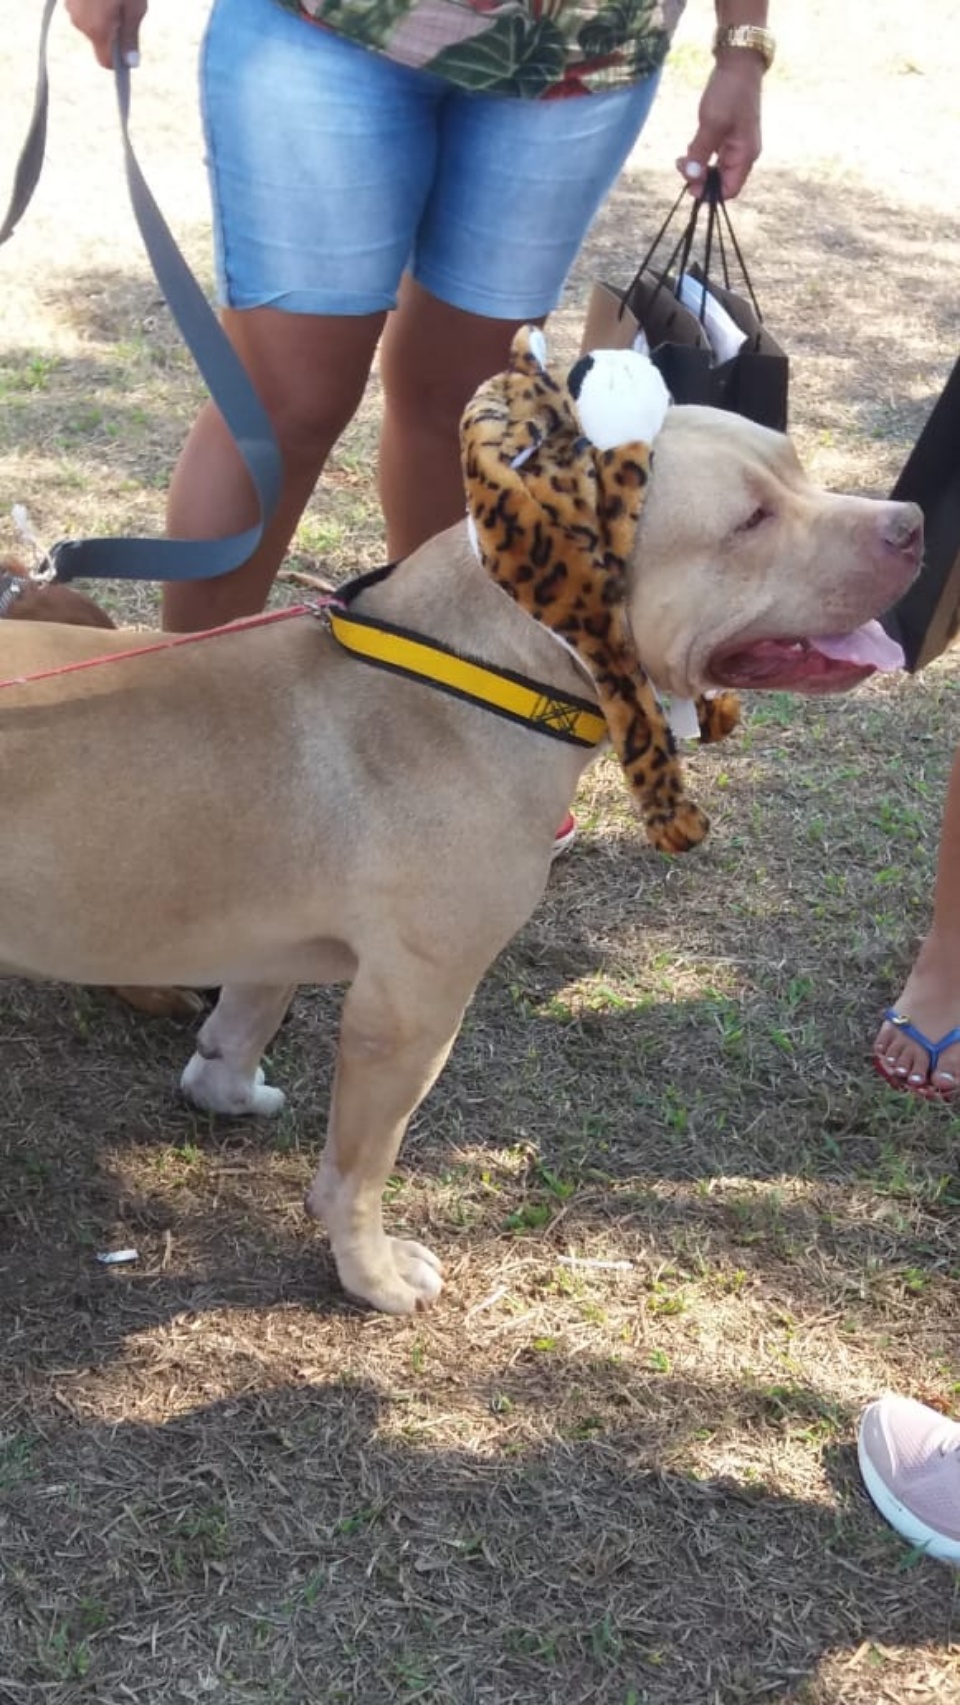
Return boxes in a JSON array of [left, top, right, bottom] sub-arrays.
[[737, 505, 771, 533]]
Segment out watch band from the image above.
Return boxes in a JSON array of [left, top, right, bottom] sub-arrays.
[[713, 24, 776, 70]]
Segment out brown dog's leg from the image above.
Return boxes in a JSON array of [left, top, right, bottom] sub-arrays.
[[303, 965, 473, 1314], [112, 985, 208, 1020]]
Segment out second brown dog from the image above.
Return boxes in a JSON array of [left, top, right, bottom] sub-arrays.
[[0, 559, 117, 629]]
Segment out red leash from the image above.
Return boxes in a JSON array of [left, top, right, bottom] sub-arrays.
[[0, 602, 323, 693]]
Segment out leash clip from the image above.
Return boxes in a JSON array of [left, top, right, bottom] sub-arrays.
[[306, 594, 345, 631], [10, 505, 57, 583]]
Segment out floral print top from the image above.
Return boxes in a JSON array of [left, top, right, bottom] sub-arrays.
[[274, 0, 687, 98]]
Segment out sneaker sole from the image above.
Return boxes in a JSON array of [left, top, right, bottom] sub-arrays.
[[551, 822, 578, 859], [857, 1427, 960, 1564]]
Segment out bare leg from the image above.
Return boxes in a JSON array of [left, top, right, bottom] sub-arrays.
[[181, 983, 298, 1116], [304, 962, 474, 1313], [378, 276, 539, 558], [163, 307, 385, 633], [874, 745, 960, 1092]]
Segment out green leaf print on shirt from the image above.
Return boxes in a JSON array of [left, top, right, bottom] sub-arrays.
[[317, 0, 417, 44], [577, 0, 666, 74], [425, 13, 568, 98]]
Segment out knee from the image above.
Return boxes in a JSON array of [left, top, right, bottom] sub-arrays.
[[266, 378, 367, 474], [386, 381, 468, 442], [380, 354, 479, 441]]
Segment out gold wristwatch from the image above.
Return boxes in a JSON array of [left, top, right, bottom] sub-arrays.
[[713, 24, 776, 71]]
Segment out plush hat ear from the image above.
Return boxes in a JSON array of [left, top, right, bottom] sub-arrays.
[[461, 326, 713, 853]]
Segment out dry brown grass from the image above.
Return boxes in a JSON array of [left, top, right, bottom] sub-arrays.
[[3, 4, 960, 1701]]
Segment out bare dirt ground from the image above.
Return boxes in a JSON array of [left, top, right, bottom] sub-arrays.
[[2, 4, 960, 1701]]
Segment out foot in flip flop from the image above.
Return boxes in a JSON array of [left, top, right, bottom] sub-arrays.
[[873, 947, 960, 1097], [874, 1011, 960, 1098]]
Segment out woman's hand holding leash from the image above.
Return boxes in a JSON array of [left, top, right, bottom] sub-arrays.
[[65, 0, 147, 69]]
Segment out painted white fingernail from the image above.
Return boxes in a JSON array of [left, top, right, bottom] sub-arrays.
[[684, 161, 704, 179], [124, 49, 141, 68]]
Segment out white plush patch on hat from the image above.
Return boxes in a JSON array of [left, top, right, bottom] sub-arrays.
[[569, 348, 670, 452], [527, 326, 549, 370]]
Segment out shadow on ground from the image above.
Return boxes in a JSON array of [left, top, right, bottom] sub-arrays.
[[2, 1374, 957, 1704]]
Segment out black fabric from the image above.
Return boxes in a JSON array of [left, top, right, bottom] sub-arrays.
[[881, 355, 960, 672]]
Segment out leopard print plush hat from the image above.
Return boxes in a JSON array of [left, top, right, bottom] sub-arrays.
[[460, 326, 738, 854]]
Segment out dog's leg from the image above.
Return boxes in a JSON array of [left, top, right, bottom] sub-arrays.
[[180, 983, 296, 1116], [113, 984, 208, 1020], [304, 967, 470, 1315]]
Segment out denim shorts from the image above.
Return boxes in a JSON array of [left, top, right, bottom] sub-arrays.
[[201, 0, 662, 319]]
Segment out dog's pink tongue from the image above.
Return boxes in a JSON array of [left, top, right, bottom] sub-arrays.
[[811, 620, 905, 672]]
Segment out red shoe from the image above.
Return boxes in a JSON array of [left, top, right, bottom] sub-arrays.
[[552, 811, 578, 858]]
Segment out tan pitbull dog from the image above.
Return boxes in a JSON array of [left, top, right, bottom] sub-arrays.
[[0, 402, 920, 1314]]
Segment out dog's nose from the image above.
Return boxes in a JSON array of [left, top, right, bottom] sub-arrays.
[[879, 501, 924, 562]]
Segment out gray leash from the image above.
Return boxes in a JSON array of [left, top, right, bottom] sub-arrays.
[[0, 0, 283, 584]]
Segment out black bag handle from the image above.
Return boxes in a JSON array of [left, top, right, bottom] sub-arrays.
[[0, 0, 283, 584], [620, 166, 764, 330]]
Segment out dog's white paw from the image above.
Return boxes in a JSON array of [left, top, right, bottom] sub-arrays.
[[335, 1236, 444, 1315], [180, 1053, 286, 1117]]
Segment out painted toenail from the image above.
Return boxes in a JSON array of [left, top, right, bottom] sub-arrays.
[[908, 1073, 926, 1084], [938, 1071, 957, 1084]]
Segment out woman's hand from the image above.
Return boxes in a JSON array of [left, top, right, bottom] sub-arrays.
[[65, 0, 148, 69], [676, 55, 763, 200]]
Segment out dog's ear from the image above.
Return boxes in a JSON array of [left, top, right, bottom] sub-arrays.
[[461, 327, 720, 853]]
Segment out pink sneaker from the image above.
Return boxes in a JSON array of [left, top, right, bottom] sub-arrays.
[[551, 811, 578, 858], [858, 1394, 960, 1563]]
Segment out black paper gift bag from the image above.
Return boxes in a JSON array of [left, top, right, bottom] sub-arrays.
[[581, 168, 788, 433]]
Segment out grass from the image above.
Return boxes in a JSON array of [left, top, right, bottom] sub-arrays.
[[2, 3, 960, 1701]]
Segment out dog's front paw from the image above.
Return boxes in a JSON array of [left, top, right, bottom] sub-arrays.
[[645, 799, 710, 853], [321, 1231, 444, 1315], [180, 1054, 286, 1117]]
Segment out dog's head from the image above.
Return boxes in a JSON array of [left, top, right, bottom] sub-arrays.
[[627, 407, 921, 700], [461, 329, 920, 853]]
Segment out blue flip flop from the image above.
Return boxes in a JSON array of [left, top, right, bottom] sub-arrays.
[[874, 1008, 960, 1099]]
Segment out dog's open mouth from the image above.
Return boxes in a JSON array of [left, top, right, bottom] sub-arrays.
[[710, 618, 905, 694]]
